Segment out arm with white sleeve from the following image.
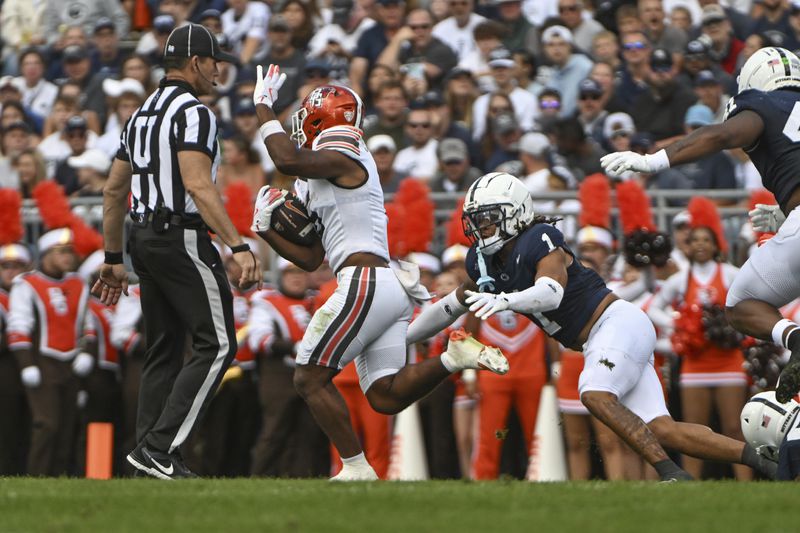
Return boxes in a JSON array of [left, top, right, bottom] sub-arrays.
[[110, 290, 144, 357], [247, 293, 277, 354], [7, 277, 39, 386], [646, 272, 682, 331]]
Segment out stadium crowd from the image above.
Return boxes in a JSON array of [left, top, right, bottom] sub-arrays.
[[0, 0, 793, 479]]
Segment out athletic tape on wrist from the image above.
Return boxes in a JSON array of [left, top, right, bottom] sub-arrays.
[[645, 149, 670, 172], [259, 120, 284, 143], [772, 318, 798, 348]]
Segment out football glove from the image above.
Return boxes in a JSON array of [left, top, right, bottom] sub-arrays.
[[254, 64, 287, 108], [465, 290, 509, 320], [600, 149, 670, 175], [749, 203, 785, 233], [251, 186, 288, 233]]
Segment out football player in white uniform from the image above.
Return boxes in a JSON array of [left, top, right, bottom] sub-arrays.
[[601, 47, 800, 404], [249, 64, 509, 481]]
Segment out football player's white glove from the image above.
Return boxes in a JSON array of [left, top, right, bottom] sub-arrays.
[[749, 203, 785, 233], [254, 64, 287, 108], [600, 149, 670, 175], [251, 186, 288, 233], [464, 290, 509, 320]]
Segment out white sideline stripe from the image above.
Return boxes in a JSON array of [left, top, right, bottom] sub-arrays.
[[169, 230, 230, 453]]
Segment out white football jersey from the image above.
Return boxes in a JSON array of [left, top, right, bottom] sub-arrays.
[[294, 126, 389, 273]]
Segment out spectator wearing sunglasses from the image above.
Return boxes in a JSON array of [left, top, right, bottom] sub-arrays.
[[535, 87, 562, 132], [557, 0, 604, 54], [541, 25, 594, 118], [575, 78, 607, 146], [677, 39, 736, 96], [602, 112, 635, 153], [393, 107, 439, 180], [610, 31, 652, 113]]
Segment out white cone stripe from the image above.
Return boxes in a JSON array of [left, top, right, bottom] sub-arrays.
[[169, 229, 231, 453]]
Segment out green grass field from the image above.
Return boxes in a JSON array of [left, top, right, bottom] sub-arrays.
[[2, 479, 800, 533]]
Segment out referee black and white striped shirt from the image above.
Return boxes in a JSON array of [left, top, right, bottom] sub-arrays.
[[116, 79, 219, 216]]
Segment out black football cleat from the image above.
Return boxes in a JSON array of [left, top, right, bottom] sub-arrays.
[[126, 444, 198, 480], [659, 469, 693, 483], [776, 348, 800, 403]]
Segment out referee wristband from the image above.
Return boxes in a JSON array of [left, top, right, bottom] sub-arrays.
[[230, 242, 251, 254], [104, 251, 123, 265], [259, 120, 284, 143]]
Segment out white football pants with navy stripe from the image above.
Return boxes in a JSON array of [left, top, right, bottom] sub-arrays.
[[128, 224, 237, 454], [296, 266, 415, 392]]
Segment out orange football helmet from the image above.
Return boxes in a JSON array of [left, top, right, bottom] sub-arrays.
[[291, 85, 364, 148]]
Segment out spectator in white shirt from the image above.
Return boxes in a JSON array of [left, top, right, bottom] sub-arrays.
[[307, 0, 375, 61], [15, 49, 57, 119], [222, 0, 270, 65], [95, 79, 145, 158], [432, 0, 486, 62], [558, 0, 604, 54], [393, 107, 439, 181], [471, 47, 538, 142]]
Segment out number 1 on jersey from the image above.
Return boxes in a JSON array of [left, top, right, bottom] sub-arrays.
[[783, 102, 800, 143], [542, 233, 556, 252]]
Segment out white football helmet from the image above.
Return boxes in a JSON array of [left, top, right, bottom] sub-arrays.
[[737, 47, 800, 94], [462, 172, 535, 255], [740, 391, 800, 461]]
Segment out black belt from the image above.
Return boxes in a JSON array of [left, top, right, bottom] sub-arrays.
[[130, 211, 206, 229]]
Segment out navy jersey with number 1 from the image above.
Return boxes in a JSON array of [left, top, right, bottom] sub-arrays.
[[465, 223, 610, 349]]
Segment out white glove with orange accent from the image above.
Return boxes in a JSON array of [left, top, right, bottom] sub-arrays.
[[254, 64, 287, 108], [749, 203, 785, 233], [251, 186, 287, 233]]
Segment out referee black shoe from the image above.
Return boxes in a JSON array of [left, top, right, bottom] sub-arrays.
[[127, 444, 198, 480]]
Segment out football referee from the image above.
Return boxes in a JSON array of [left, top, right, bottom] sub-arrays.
[[94, 24, 262, 479]]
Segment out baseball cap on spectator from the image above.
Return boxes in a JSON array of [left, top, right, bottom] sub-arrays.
[[0, 75, 20, 92], [578, 78, 603, 98], [153, 14, 176, 33], [792, 0, 800, 15], [493, 113, 519, 135], [406, 252, 441, 274], [199, 8, 222, 21], [305, 58, 331, 77], [630, 132, 653, 153], [4, 121, 30, 134], [442, 244, 468, 269], [673, 210, 691, 227], [685, 104, 715, 127], [542, 25, 573, 45], [694, 70, 719, 87], [63, 45, 89, 62], [488, 47, 514, 69], [438, 138, 468, 163], [164, 23, 238, 63], [268, 15, 291, 32], [685, 39, 708, 58], [423, 90, 444, 107], [576, 226, 613, 250], [69, 149, 112, 174], [65, 115, 88, 132], [701, 4, 726, 25], [604, 112, 635, 140], [94, 17, 115, 34], [0, 243, 31, 264], [519, 132, 550, 157], [38, 228, 73, 254], [234, 97, 256, 116], [445, 67, 474, 82], [495, 159, 524, 176], [103, 77, 146, 98], [367, 134, 396, 153], [650, 48, 672, 72], [78, 250, 104, 281]]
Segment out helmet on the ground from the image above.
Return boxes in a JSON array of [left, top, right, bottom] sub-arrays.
[[737, 47, 800, 93], [290, 85, 364, 148], [462, 172, 535, 255], [740, 390, 800, 461]]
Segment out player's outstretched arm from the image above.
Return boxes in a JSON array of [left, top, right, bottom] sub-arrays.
[[601, 110, 764, 175], [406, 280, 478, 345]]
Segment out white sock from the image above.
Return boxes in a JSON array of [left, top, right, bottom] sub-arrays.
[[341, 452, 369, 468], [772, 318, 800, 348], [440, 352, 458, 373]]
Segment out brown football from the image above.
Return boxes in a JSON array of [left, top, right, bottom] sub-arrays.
[[269, 192, 320, 246]]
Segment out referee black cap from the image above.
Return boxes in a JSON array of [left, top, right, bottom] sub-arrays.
[[164, 23, 238, 64]]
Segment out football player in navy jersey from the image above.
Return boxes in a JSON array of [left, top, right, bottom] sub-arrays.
[[741, 391, 800, 481], [407, 172, 777, 481], [602, 47, 800, 404]]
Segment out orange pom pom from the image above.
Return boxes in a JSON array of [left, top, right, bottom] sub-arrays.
[[32, 181, 73, 230], [688, 196, 728, 254], [616, 180, 655, 235], [70, 218, 103, 258], [0, 188, 23, 245], [385, 202, 408, 258], [447, 198, 471, 247], [748, 189, 776, 211], [578, 173, 611, 229], [224, 182, 255, 237], [394, 179, 434, 253]]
